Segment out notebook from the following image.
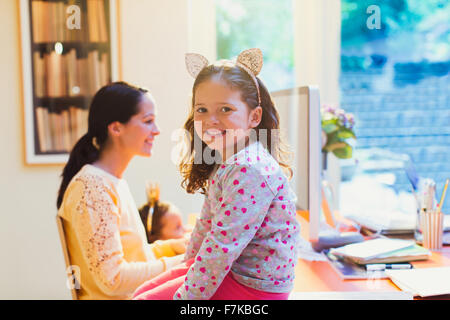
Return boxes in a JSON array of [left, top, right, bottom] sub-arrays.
[[357, 244, 431, 264], [329, 238, 429, 265], [386, 267, 450, 297]]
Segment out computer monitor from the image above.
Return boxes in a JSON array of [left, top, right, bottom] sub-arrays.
[[272, 86, 364, 251], [271, 86, 321, 241]]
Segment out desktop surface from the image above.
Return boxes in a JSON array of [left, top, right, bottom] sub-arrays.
[[293, 212, 450, 299]]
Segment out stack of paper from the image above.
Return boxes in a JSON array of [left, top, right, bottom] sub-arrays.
[[386, 267, 450, 297], [330, 238, 430, 265]]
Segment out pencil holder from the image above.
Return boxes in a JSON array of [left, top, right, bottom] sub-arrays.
[[420, 210, 444, 251]]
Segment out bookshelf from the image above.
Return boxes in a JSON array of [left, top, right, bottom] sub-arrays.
[[19, 0, 120, 164]]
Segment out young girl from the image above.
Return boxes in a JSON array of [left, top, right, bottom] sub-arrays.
[[138, 182, 190, 244], [133, 48, 300, 300], [57, 82, 186, 300]]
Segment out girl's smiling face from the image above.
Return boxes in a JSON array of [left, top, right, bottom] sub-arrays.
[[193, 78, 262, 158]]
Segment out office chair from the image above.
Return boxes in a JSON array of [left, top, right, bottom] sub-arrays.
[[55, 215, 79, 300]]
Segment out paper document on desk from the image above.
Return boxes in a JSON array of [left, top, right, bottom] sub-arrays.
[[297, 237, 327, 261], [289, 291, 413, 300], [386, 267, 450, 297]]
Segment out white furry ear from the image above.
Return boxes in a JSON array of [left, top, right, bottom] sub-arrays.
[[185, 53, 209, 78], [237, 48, 263, 76]]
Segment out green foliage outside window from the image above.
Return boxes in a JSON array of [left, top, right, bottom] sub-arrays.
[[215, 0, 295, 90], [342, 0, 449, 58]]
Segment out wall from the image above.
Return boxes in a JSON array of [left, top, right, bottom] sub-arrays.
[[293, 0, 341, 106], [119, 0, 204, 216], [0, 0, 65, 299], [0, 0, 210, 299], [293, 0, 342, 210]]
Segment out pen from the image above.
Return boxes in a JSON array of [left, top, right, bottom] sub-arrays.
[[365, 263, 413, 271], [411, 186, 420, 210], [437, 179, 449, 214]]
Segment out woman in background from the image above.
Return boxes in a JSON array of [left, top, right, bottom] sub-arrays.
[[57, 82, 186, 300]]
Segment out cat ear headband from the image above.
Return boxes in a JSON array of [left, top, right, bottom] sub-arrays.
[[185, 48, 263, 106], [145, 181, 160, 233]]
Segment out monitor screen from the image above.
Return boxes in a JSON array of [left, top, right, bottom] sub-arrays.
[[271, 86, 322, 241]]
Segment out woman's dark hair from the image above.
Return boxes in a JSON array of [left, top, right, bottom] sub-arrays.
[[138, 201, 171, 243], [56, 81, 148, 209], [179, 61, 292, 195]]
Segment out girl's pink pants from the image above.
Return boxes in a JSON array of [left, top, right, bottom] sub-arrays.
[[132, 258, 290, 300]]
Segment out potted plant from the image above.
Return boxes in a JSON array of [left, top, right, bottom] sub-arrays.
[[321, 105, 356, 170]]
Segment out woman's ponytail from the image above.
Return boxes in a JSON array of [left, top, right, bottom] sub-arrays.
[[56, 133, 100, 209]]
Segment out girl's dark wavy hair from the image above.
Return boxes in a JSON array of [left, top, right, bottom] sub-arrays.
[[179, 61, 292, 195], [57, 81, 148, 209]]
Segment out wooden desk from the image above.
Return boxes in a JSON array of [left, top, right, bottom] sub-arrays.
[[293, 213, 450, 299]]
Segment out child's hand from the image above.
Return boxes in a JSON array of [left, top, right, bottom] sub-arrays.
[[170, 237, 188, 255]]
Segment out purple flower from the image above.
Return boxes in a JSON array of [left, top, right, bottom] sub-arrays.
[[321, 104, 337, 115]]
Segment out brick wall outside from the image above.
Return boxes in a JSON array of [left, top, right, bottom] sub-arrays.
[[340, 59, 450, 212]]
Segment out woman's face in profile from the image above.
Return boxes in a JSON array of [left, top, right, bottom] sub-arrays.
[[120, 94, 160, 157]]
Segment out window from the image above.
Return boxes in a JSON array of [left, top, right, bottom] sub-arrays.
[[339, 0, 450, 215]]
